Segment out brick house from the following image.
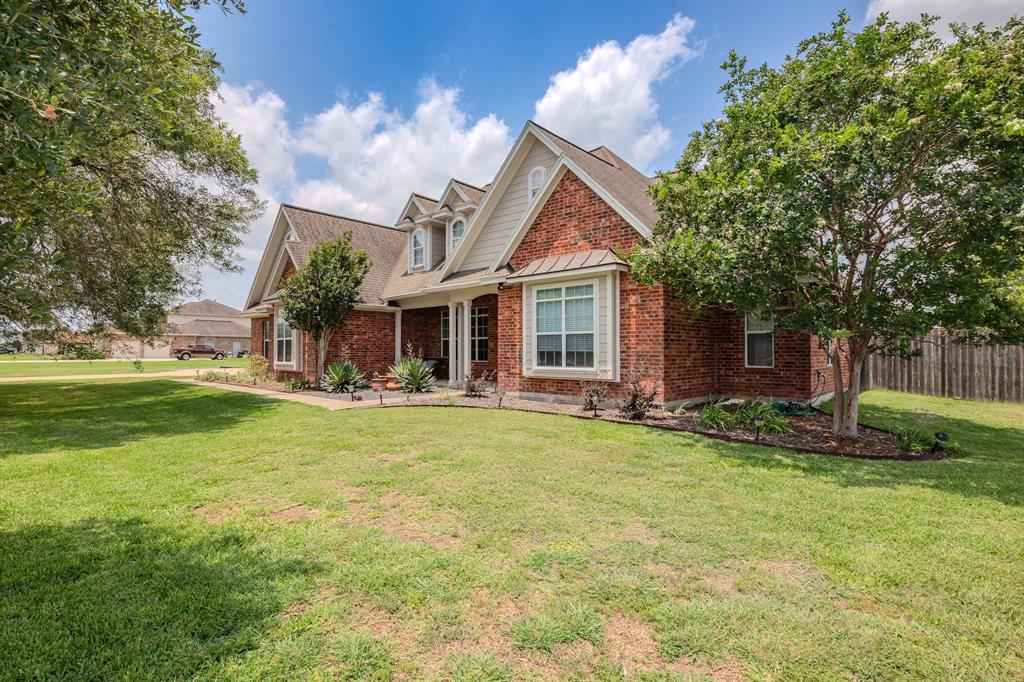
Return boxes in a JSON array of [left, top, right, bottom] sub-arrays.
[[244, 121, 839, 407]]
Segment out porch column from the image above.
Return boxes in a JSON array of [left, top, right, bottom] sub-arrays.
[[447, 301, 458, 383], [462, 298, 472, 382], [394, 309, 402, 363]]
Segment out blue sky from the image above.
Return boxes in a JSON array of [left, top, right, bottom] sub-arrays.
[[194, 0, 1020, 307]]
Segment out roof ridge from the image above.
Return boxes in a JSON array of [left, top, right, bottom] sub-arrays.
[[281, 203, 405, 232], [411, 192, 439, 202], [451, 178, 487, 191], [528, 120, 617, 169]]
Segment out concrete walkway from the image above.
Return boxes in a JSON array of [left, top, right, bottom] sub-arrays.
[[178, 379, 412, 411], [0, 369, 207, 383]]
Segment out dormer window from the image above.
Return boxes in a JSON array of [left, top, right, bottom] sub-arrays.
[[450, 218, 466, 251], [528, 166, 546, 202], [411, 228, 426, 269]]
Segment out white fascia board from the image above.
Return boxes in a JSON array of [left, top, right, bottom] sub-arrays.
[[488, 155, 652, 274], [440, 122, 563, 279], [244, 206, 291, 309], [395, 195, 423, 225], [355, 303, 399, 313]]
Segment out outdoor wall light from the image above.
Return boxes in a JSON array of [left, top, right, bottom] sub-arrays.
[[931, 431, 950, 453]]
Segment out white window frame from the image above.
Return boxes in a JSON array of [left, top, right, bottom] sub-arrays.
[[274, 308, 301, 371], [411, 228, 426, 269], [533, 280, 598, 371], [528, 166, 546, 203], [262, 319, 271, 359], [441, 308, 450, 359], [471, 306, 488, 362], [824, 338, 833, 366], [744, 315, 775, 368], [449, 217, 466, 253]]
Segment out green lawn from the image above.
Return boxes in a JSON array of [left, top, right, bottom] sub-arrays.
[[0, 356, 248, 377], [0, 383, 1021, 680]]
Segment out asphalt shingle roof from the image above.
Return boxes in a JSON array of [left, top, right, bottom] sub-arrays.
[[173, 299, 242, 317]]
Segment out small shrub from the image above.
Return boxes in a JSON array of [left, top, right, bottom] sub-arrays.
[[389, 355, 436, 393], [580, 381, 608, 412], [733, 398, 776, 427], [200, 370, 226, 382], [894, 421, 933, 453], [62, 343, 105, 360], [283, 378, 313, 391], [698, 400, 732, 430], [242, 354, 270, 382], [463, 370, 492, 397], [617, 375, 660, 421], [322, 360, 365, 394], [438, 387, 456, 406], [132, 359, 144, 372]]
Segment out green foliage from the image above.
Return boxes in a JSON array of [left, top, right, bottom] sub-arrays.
[[631, 13, 1024, 435], [698, 400, 732, 430], [61, 344, 105, 360], [325, 633, 394, 681], [199, 370, 227, 382], [447, 652, 513, 682], [322, 361, 365, 394], [733, 398, 775, 427], [241, 354, 270, 382], [894, 421, 934, 453], [580, 381, 608, 412], [279, 234, 370, 381], [0, 0, 261, 338], [510, 603, 604, 653], [283, 378, 312, 392], [388, 351, 436, 393], [617, 375, 660, 420]]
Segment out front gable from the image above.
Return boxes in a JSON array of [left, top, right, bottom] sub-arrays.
[[505, 169, 645, 272], [244, 207, 298, 310]]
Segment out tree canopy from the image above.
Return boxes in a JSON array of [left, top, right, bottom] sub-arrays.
[[0, 0, 262, 338], [631, 12, 1024, 435], [279, 234, 370, 382]]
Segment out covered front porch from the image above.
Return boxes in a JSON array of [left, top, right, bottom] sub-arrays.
[[396, 286, 499, 385]]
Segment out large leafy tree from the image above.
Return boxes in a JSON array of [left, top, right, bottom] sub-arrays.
[[279, 234, 370, 384], [0, 0, 262, 338], [632, 13, 1024, 437]]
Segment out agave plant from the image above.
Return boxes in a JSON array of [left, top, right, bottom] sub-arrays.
[[322, 360, 365, 394], [389, 355, 436, 393]]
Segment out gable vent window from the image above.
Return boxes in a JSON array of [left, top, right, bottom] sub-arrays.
[[411, 228, 426, 268], [451, 218, 466, 251], [528, 166, 546, 202]]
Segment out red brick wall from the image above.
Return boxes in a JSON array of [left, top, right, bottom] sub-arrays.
[[401, 307, 444, 359]]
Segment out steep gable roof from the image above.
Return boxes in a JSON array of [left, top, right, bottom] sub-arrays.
[[452, 179, 486, 204], [281, 205, 406, 306]]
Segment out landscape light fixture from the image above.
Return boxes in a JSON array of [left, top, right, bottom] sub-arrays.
[[931, 431, 950, 454], [754, 414, 764, 443]]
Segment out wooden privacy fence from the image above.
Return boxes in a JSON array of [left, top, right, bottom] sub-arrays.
[[866, 328, 1024, 404]]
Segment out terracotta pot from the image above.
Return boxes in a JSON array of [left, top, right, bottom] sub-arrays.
[[371, 376, 388, 392], [386, 380, 401, 391]]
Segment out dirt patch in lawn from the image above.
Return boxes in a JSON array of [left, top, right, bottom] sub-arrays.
[[700, 573, 739, 596], [194, 501, 244, 523], [337, 488, 466, 548]]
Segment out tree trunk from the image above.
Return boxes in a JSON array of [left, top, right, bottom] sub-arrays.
[[315, 329, 329, 385], [833, 347, 865, 437]]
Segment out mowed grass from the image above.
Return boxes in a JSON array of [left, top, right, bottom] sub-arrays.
[[0, 356, 247, 377], [0, 382, 1021, 680]]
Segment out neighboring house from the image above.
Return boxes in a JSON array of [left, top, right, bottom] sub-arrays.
[[103, 299, 251, 358], [244, 121, 841, 407]]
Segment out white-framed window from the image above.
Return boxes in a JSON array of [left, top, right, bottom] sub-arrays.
[[262, 320, 271, 358], [441, 308, 450, 359], [528, 166, 546, 202], [411, 228, 426, 268], [535, 283, 595, 368], [824, 338, 833, 366], [275, 313, 297, 368], [450, 218, 466, 251], [471, 307, 488, 362], [745, 315, 774, 368]]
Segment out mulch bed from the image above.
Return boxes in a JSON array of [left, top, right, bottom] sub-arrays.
[[195, 378, 948, 461], [382, 393, 950, 461]]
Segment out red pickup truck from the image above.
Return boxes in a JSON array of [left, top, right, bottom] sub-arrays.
[[171, 343, 227, 361]]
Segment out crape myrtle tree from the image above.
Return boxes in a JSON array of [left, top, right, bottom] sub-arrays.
[[631, 12, 1024, 437], [0, 0, 262, 339], [279, 234, 370, 384]]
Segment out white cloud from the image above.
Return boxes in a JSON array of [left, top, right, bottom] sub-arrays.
[[215, 83, 296, 194], [866, 0, 1021, 37], [533, 13, 700, 170]]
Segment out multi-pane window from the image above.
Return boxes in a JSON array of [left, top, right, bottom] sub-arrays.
[[824, 338, 833, 366], [535, 283, 595, 368], [262, 320, 271, 358], [441, 309, 450, 359], [471, 307, 488, 362], [411, 228, 426, 268], [276, 315, 294, 365], [451, 218, 465, 250], [745, 315, 774, 368]]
